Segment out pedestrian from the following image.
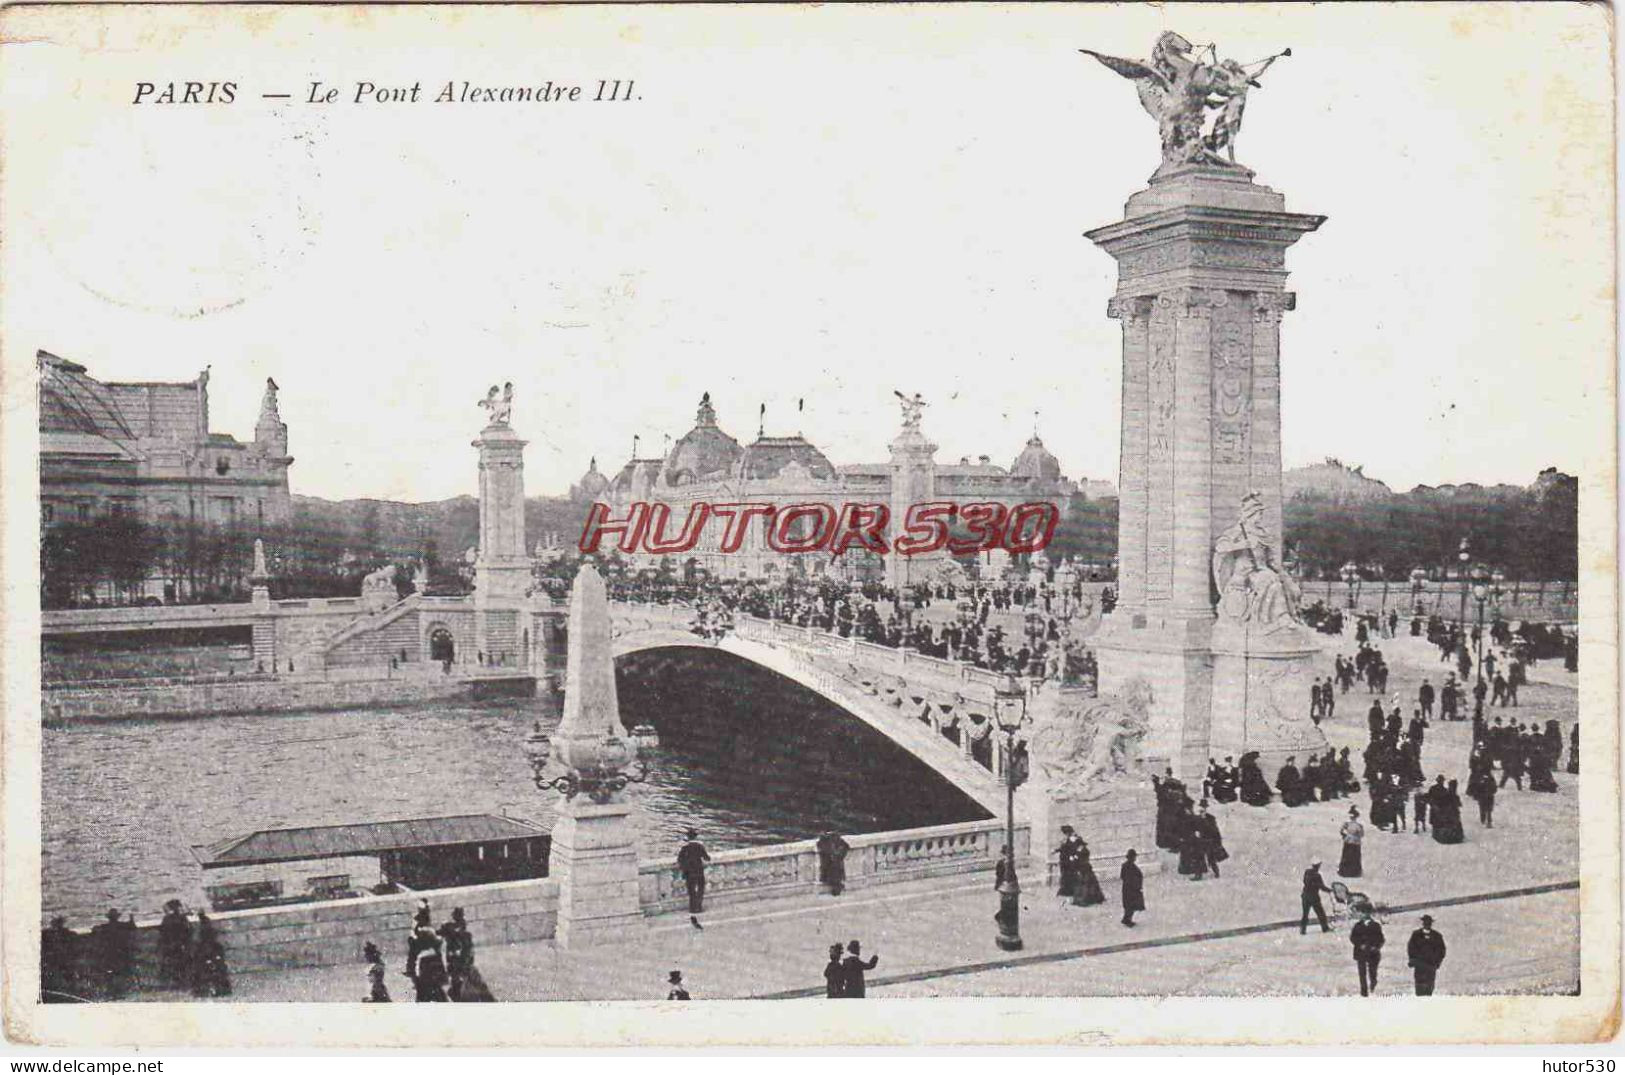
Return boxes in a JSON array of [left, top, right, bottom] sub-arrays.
[[1338, 807, 1364, 878], [409, 926, 449, 1002], [1568, 725, 1579, 775], [89, 908, 134, 1000], [666, 970, 691, 1000], [40, 917, 80, 1004], [1197, 802, 1227, 879], [1413, 782, 1430, 833], [1120, 849, 1145, 927], [816, 831, 850, 897], [1419, 679, 1434, 722], [439, 908, 473, 1000], [1350, 910, 1386, 996], [677, 828, 710, 929], [156, 898, 193, 989], [1468, 766, 1496, 827], [824, 943, 847, 998], [363, 941, 390, 1002], [191, 912, 231, 997], [1406, 915, 1447, 995], [1074, 834, 1107, 905], [1055, 825, 1083, 900], [840, 941, 879, 998], [1300, 861, 1332, 934]]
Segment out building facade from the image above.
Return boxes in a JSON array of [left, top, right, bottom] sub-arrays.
[[39, 349, 293, 529], [581, 392, 1096, 581]]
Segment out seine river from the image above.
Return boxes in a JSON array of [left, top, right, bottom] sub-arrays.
[[42, 654, 986, 921]]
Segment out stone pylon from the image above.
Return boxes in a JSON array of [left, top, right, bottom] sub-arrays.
[[886, 417, 941, 588], [1086, 164, 1329, 778], [472, 417, 530, 665], [549, 564, 644, 947]]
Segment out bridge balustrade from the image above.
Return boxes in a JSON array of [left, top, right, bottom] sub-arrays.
[[636, 817, 1029, 915]]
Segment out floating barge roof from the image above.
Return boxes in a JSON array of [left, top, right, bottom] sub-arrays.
[[191, 813, 548, 869]]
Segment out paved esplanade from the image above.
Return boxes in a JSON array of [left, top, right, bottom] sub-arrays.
[[151, 627, 1579, 1001]]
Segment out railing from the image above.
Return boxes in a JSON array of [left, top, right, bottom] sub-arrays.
[[637, 817, 1027, 914]]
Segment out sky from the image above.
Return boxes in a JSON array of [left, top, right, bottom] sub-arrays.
[[2, 3, 1613, 503]]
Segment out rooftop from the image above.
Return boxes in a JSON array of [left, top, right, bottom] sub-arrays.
[[191, 813, 548, 869]]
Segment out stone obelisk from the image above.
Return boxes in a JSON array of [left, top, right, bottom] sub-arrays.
[[1083, 35, 1330, 777], [549, 564, 644, 947]]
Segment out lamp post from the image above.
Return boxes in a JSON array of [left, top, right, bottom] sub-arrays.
[[1469, 565, 1491, 687], [1340, 561, 1359, 610], [992, 672, 1029, 952], [1457, 538, 1471, 628], [1409, 566, 1427, 617]]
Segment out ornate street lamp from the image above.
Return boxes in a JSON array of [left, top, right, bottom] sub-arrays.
[[1340, 561, 1360, 610], [992, 672, 1029, 952], [1409, 566, 1427, 616], [524, 722, 650, 804]]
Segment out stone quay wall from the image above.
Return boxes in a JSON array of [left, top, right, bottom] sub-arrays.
[[637, 817, 1032, 916], [94, 877, 560, 989], [42, 670, 471, 722]]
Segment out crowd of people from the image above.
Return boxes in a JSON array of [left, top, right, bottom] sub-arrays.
[[40, 901, 229, 1002], [385, 899, 495, 1002], [1151, 770, 1230, 882], [617, 573, 1110, 683]]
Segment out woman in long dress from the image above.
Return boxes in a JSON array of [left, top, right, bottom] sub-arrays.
[[1338, 807, 1365, 878], [1431, 780, 1466, 844], [1073, 838, 1107, 906], [1055, 827, 1082, 900]]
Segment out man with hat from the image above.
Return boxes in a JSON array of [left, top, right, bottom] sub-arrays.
[[1349, 909, 1386, 996], [840, 940, 879, 998], [676, 829, 711, 929], [1406, 914, 1448, 995], [1300, 861, 1333, 934], [156, 898, 193, 989], [666, 970, 690, 1000]]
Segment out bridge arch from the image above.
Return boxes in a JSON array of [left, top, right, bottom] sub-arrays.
[[606, 619, 1003, 813]]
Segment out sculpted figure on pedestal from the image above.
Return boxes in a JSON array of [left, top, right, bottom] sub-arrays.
[[892, 389, 927, 431], [1212, 491, 1302, 632], [479, 382, 515, 427], [1081, 33, 1290, 173], [1027, 677, 1152, 800]]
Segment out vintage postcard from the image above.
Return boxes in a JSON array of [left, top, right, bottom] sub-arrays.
[[1, 0, 1617, 1049]]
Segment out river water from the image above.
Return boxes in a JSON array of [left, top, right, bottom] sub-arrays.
[[42, 651, 986, 922]]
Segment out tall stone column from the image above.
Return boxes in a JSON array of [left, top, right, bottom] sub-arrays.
[[472, 421, 530, 663], [1087, 165, 1328, 777], [548, 565, 645, 947], [887, 422, 939, 588]]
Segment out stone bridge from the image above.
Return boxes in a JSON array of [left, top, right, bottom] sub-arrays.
[[606, 602, 1022, 814]]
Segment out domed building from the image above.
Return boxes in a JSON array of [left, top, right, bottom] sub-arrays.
[[737, 435, 838, 482], [662, 393, 743, 486], [592, 392, 1090, 580], [569, 457, 609, 502], [1010, 434, 1063, 482]]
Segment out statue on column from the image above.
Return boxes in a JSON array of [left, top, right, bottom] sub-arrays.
[[892, 389, 927, 431], [1212, 491, 1302, 631], [259, 378, 281, 421], [479, 382, 515, 427], [1081, 33, 1291, 172]]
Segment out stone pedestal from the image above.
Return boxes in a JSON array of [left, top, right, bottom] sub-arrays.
[[1086, 165, 1328, 779], [550, 797, 643, 947]]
